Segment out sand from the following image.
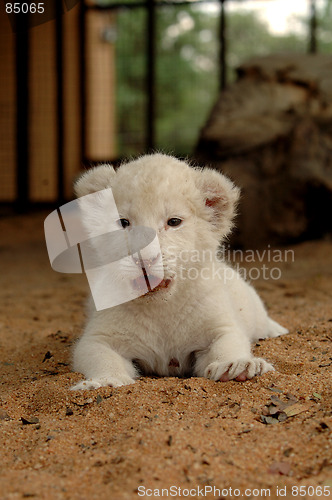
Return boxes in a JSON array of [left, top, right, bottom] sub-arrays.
[[0, 212, 331, 500]]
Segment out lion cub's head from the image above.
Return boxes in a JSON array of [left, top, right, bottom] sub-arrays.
[[75, 154, 239, 301]]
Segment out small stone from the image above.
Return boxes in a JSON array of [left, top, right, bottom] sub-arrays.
[[21, 417, 39, 425]]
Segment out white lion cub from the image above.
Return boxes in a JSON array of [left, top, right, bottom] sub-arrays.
[[72, 154, 288, 390]]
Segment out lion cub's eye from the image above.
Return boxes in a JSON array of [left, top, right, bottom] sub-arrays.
[[117, 218, 130, 228], [167, 218, 182, 227]]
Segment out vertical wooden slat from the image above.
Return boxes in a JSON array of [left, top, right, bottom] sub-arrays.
[[85, 9, 117, 161]]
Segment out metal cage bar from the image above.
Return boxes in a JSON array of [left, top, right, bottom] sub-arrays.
[[15, 16, 30, 211]]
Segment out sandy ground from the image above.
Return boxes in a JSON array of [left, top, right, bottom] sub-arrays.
[[0, 212, 331, 500]]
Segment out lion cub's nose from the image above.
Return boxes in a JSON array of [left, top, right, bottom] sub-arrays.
[[132, 253, 161, 268]]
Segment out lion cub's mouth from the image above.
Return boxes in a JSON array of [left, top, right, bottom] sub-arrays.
[[132, 275, 172, 295]]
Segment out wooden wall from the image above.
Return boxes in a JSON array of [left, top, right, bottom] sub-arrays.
[[0, 4, 116, 204]]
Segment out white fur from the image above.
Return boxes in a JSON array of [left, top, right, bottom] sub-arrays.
[[71, 154, 288, 390]]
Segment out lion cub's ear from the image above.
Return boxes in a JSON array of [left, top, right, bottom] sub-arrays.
[[74, 164, 116, 198], [195, 168, 240, 237]]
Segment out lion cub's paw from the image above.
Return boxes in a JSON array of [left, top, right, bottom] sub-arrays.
[[205, 357, 274, 382], [71, 375, 135, 391]]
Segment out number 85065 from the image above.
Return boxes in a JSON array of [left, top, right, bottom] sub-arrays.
[[6, 3, 45, 14]]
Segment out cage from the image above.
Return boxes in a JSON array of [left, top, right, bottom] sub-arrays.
[[0, 0, 324, 209]]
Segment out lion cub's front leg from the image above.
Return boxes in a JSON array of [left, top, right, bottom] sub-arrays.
[[194, 329, 274, 382], [71, 335, 138, 390]]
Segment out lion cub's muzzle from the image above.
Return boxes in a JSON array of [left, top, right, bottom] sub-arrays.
[[131, 252, 171, 294]]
